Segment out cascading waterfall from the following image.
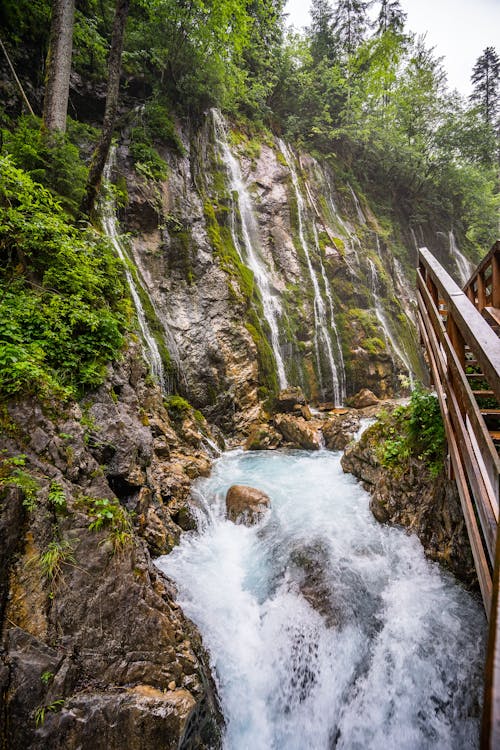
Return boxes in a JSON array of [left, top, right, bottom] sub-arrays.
[[368, 253, 414, 384], [449, 230, 473, 286], [211, 110, 288, 390], [156, 448, 485, 750], [348, 184, 366, 225], [101, 153, 165, 389], [278, 140, 344, 405]]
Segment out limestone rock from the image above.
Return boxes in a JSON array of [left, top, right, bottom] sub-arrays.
[[275, 387, 307, 413], [322, 411, 361, 451], [225, 485, 271, 525], [349, 389, 380, 409], [273, 414, 322, 450], [245, 423, 282, 450]]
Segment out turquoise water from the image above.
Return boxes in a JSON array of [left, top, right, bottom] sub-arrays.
[[156, 449, 486, 750]]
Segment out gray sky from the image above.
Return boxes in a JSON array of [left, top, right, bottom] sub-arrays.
[[284, 0, 500, 96]]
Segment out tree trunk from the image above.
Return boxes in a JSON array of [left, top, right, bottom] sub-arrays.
[[42, 0, 75, 133], [81, 0, 130, 217]]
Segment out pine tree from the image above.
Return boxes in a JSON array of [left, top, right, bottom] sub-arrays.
[[470, 46, 500, 126], [42, 0, 75, 133], [309, 0, 337, 63], [332, 0, 369, 56], [376, 0, 406, 35]]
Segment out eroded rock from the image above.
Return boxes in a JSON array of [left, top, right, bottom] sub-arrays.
[[273, 414, 322, 450], [349, 388, 380, 409], [225, 485, 271, 525]]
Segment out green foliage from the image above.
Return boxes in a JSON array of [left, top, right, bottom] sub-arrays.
[[164, 394, 191, 421], [373, 385, 446, 477], [79, 495, 133, 553], [40, 671, 54, 685], [1, 116, 89, 214], [0, 454, 40, 510], [129, 134, 169, 182], [48, 481, 67, 513], [39, 539, 76, 581], [34, 699, 65, 727], [0, 157, 128, 401]]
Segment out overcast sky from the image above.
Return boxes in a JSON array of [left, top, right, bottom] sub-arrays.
[[284, 0, 500, 97]]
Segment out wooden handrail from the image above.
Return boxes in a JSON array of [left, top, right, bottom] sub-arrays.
[[463, 240, 500, 312], [417, 244, 500, 750]]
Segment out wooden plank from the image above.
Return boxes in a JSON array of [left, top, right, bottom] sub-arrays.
[[481, 526, 500, 749], [484, 307, 500, 329]]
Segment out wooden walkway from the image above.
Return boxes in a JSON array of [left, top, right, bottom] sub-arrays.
[[416, 240, 500, 749]]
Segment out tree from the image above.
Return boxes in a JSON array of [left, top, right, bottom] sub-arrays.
[[375, 0, 406, 35], [42, 0, 75, 133], [309, 0, 337, 63], [470, 46, 500, 127], [333, 0, 369, 56], [81, 0, 130, 216]]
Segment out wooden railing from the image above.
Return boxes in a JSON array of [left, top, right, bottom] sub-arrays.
[[416, 245, 500, 749], [463, 240, 500, 314]]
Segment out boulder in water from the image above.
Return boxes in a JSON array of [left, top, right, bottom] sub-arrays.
[[226, 485, 271, 525], [349, 388, 379, 409]]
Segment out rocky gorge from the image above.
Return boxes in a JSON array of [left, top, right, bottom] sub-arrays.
[[0, 109, 484, 748]]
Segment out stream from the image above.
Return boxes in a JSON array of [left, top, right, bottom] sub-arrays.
[[156, 448, 486, 750]]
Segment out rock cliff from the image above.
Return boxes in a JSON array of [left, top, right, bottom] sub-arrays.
[[0, 345, 222, 749]]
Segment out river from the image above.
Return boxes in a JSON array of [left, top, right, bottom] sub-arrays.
[[156, 448, 486, 750]]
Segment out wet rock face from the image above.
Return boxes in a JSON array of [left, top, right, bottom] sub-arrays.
[[348, 388, 379, 409], [225, 485, 271, 525], [341, 428, 477, 587], [0, 346, 223, 750]]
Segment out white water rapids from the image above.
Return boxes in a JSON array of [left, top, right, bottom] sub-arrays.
[[156, 449, 485, 750]]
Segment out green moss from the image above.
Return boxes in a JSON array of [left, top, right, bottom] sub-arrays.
[[245, 318, 279, 406], [164, 394, 191, 421], [363, 336, 386, 355]]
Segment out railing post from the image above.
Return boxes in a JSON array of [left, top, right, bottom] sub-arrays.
[[492, 251, 500, 309], [478, 272, 487, 312]]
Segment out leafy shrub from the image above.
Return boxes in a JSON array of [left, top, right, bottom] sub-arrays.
[[1, 116, 89, 213], [374, 385, 446, 477], [0, 453, 40, 510], [0, 157, 128, 400]]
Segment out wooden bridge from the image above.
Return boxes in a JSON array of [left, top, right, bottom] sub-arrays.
[[417, 240, 500, 749]]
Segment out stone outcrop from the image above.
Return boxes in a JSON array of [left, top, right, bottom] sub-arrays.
[[245, 423, 283, 451], [341, 425, 477, 587], [0, 344, 222, 749], [275, 387, 307, 413], [322, 411, 361, 450], [348, 388, 380, 409], [273, 414, 323, 450], [225, 485, 271, 525]]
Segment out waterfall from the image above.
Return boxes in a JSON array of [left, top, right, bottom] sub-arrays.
[[368, 256, 414, 384], [449, 230, 473, 286], [348, 184, 366, 225], [101, 153, 165, 389], [211, 110, 288, 390], [156, 449, 485, 750], [278, 140, 344, 405]]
